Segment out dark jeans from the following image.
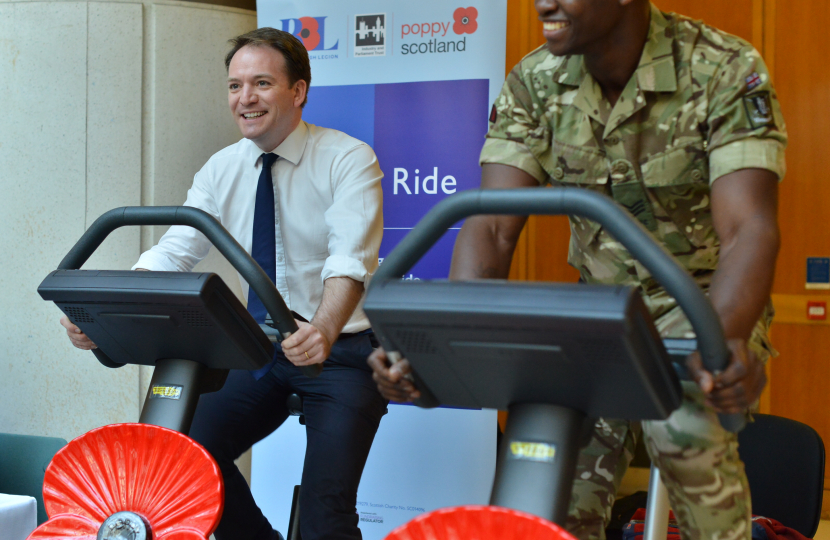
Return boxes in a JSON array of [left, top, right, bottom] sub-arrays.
[[189, 332, 388, 540]]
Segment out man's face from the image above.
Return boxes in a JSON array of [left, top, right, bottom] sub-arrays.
[[534, 0, 626, 56], [227, 45, 306, 151]]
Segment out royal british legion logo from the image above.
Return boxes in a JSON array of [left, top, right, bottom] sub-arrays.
[[281, 16, 340, 59]]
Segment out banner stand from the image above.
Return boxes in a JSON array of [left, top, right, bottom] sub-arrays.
[[252, 2, 506, 538]]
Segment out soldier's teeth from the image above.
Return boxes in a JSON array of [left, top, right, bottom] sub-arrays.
[[244, 112, 265, 118], [543, 21, 570, 31]]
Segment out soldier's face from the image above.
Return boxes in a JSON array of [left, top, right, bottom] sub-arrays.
[[535, 0, 627, 56]]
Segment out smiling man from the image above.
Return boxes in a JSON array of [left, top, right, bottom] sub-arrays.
[[369, 1, 786, 539], [62, 28, 386, 540]]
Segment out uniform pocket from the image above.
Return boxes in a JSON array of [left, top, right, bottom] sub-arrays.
[[640, 142, 716, 266], [641, 142, 709, 187], [543, 139, 611, 245]]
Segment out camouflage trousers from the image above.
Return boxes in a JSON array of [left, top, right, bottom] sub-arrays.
[[564, 301, 773, 540], [566, 383, 752, 540]]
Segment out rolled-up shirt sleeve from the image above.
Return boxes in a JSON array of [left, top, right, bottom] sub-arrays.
[[321, 143, 383, 283], [133, 165, 219, 272]]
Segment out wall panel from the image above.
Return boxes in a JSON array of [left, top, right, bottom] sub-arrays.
[[771, 1, 830, 295], [767, 0, 830, 485], [0, 2, 141, 442], [653, 0, 756, 44], [0, 0, 256, 444]]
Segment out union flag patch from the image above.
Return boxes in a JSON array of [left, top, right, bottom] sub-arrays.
[[746, 72, 762, 91]]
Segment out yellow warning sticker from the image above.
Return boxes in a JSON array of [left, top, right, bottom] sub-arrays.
[[509, 441, 556, 462], [151, 385, 182, 400]]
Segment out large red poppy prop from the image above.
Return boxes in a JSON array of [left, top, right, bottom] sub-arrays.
[[27, 423, 224, 540], [385, 505, 577, 540]]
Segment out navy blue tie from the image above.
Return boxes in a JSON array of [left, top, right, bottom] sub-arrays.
[[248, 153, 279, 378]]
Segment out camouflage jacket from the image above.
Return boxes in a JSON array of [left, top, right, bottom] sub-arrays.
[[481, 4, 787, 339]]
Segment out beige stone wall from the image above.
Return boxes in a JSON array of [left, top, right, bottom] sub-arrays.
[[0, 0, 256, 444]]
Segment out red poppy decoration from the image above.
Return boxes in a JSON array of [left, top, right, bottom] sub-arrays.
[[384, 505, 577, 540], [27, 423, 224, 540], [297, 17, 321, 51], [453, 7, 479, 35]]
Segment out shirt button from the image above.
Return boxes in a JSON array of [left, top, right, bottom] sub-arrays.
[[277, 255, 284, 262], [552, 167, 565, 180], [606, 135, 621, 145], [275, 218, 280, 225], [691, 169, 703, 181]]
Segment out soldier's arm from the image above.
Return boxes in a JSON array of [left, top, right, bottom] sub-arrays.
[[710, 169, 780, 341], [449, 164, 539, 280], [686, 168, 778, 412]]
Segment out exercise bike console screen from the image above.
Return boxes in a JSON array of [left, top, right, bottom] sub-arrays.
[[364, 279, 683, 420], [38, 270, 273, 370]]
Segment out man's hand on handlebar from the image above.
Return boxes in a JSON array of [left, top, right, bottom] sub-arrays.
[[282, 320, 331, 367], [60, 316, 97, 350], [59, 267, 147, 352], [685, 338, 767, 414], [367, 347, 421, 402]]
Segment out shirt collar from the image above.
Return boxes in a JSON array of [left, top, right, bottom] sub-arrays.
[[550, 4, 677, 93], [247, 121, 309, 166], [271, 121, 308, 165]]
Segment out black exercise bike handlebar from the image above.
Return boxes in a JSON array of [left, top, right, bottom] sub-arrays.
[[371, 188, 744, 433], [58, 206, 322, 378]]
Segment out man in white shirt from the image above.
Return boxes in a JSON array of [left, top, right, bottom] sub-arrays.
[[61, 28, 386, 540]]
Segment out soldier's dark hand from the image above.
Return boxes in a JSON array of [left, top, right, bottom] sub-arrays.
[[686, 338, 766, 414], [367, 347, 420, 402]]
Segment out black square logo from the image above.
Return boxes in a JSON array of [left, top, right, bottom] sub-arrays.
[[354, 14, 386, 57]]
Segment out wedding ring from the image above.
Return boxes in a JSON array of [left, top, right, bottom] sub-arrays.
[[305, 351, 310, 359]]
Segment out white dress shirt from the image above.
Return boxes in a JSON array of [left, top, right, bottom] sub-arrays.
[[134, 121, 384, 333]]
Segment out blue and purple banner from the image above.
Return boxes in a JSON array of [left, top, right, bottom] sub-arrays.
[[303, 79, 490, 278], [252, 2, 506, 538]]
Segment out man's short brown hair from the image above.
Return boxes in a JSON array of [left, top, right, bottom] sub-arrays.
[[225, 27, 311, 107]]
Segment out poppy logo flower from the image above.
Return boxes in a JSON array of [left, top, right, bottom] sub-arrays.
[[453, 7, 478, 35], [27, 423, 224, 540]]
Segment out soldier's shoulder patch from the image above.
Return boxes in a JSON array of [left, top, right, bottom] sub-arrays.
[[743, 91, 775, 129]]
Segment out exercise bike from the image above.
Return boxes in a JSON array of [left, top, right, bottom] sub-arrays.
[[362, 188, 742, 540], [32, 206, 318, 540]]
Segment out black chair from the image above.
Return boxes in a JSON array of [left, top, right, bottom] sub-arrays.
[[0, 432, 67, 524], [738, 413, 825, 538]]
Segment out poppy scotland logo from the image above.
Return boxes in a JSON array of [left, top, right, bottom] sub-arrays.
[[399, 6, 479, 55], [453, 7, 478, 35]]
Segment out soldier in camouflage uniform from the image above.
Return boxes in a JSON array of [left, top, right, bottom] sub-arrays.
[[370, 1, 784, 539]]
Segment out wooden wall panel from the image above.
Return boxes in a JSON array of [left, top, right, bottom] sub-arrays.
[[771, 1, 830, 295], [766, 0, 830, 481], [770, 325, 830, 446], [504, 0, 545, 77], [652, 0, 756, 44]]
